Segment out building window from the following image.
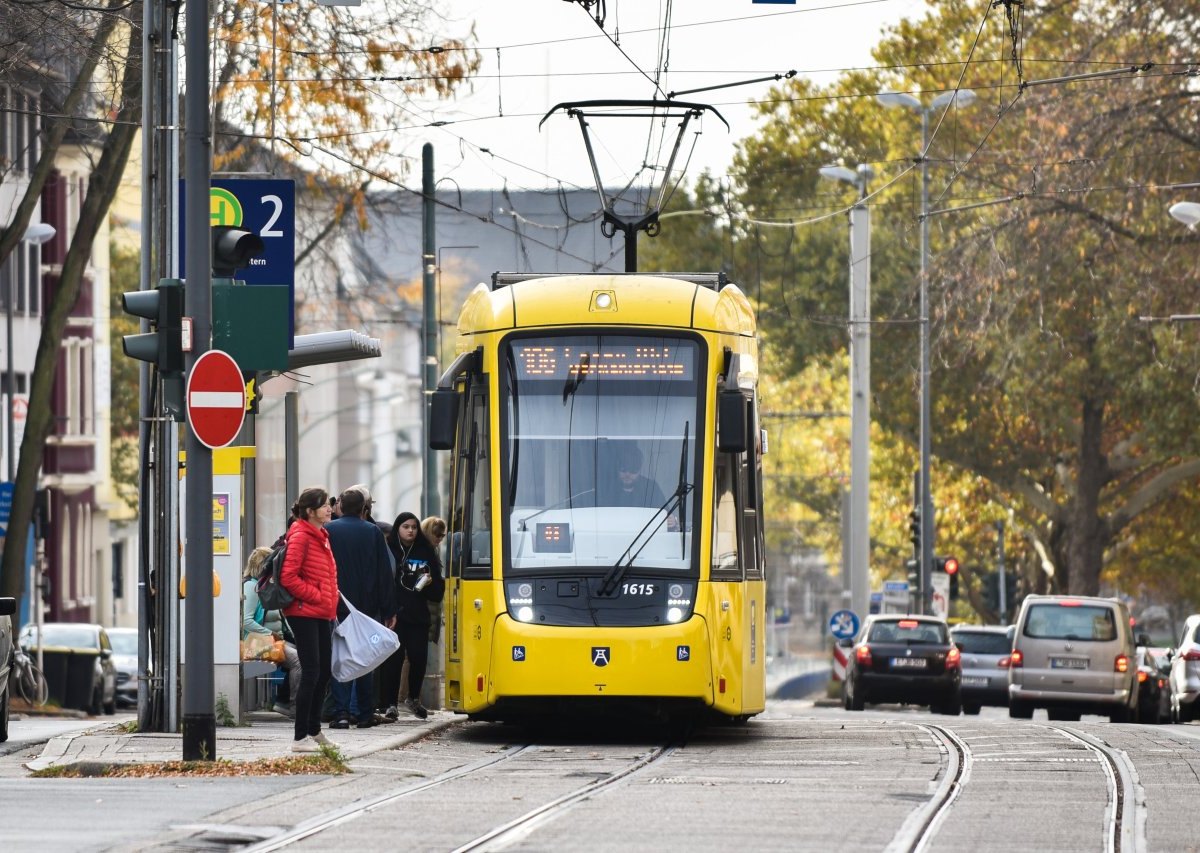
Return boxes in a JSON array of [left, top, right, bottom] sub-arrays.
[[0, 86, 9, 168], [15, 236, 26, 312], [27, 241, 38, 315], [13, 91, 25, 173], [25, 93, 37, 173], [61, 337, 92, 436]]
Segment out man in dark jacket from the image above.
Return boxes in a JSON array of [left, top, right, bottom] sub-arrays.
[[325, 486, 395, 728]]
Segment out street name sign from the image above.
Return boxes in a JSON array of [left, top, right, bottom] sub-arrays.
[[186, 350, 246, 449]]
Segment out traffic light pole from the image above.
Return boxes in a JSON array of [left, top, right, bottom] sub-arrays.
[[996, 519, 1007, 623], [918, 109, 934, 616], [182, 0, 215, 761]]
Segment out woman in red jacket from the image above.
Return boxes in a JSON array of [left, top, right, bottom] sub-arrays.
[[281, 486, 339, 751]]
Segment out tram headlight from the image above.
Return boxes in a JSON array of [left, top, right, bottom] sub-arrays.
[[507, 581, 536, 622], [664, 582, 694, 623]]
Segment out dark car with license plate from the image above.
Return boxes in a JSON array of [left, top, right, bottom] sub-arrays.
[[842, 615, 961, 715], [951, 624, 1014, 714], [1136, 646, 1171, 724]]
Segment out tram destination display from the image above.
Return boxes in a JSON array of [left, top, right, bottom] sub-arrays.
[[512, 340, 695, 381]]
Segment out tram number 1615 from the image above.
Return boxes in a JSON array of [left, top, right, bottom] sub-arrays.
[[621, 583, 657, 596]]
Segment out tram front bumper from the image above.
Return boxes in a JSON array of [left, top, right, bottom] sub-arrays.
[[488, 615, 714, 702]]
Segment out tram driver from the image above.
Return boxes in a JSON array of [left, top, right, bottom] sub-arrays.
[[601, 444, 680, 531]]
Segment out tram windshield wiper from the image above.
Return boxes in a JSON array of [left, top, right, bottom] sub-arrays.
[[600, 424, 691, 596]]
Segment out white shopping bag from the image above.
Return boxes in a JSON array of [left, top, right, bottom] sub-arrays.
[[331, 593, 400, 682]]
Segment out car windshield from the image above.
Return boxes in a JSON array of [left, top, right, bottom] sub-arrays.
[[108, 631, 137, 655], [24, 625, 99, 649], [503, 335, 700, 573], [868, 620, 947, 644], [1024, 603, 1117, 641], [953, 631, 1011, 655]]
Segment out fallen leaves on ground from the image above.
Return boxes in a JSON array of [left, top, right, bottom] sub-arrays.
[[30, 754, 349, 778]]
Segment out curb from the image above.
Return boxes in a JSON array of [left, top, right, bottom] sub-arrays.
[[342, 715, 460, 760], [23, 714, 461, 771]]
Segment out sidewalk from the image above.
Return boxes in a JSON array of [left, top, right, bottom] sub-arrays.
[[24, 709, 458, 772]]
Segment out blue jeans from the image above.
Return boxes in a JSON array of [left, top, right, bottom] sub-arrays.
[[329, 672, 373, 722]]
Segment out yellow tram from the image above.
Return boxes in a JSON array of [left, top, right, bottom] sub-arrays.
[[430, 272, 765, 722]]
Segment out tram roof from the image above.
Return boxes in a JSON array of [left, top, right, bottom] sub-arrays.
[[456, 272, 756, 338]]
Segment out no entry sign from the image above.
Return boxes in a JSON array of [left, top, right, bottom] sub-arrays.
[[186, 350, 246, 449]]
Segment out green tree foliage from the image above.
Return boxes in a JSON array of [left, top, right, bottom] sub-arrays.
[[110, 245, 140, 512], [650, 0, 1200, 605]]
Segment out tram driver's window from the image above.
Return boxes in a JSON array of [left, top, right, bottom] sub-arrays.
[[712, 454, 740, 577]]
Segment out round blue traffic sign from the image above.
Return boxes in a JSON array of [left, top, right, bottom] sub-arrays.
[[829, 609, 860, 640]]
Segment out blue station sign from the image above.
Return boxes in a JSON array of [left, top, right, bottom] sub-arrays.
[[180, 178, 295, 287]]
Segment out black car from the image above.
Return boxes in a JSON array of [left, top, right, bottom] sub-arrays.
[[1136, 646, 1172, 724], [842, 615, 962, 715], [0, 597, 15, 742]]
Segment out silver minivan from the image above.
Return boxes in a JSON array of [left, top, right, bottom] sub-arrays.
[[1009, 594, 1139, 722]]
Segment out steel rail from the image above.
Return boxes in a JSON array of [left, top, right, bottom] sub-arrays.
[[1049, 725, 1146, 853], [884, 722, 971, 853], [243, 743, 536, 853], [451, 743, 677, 852]]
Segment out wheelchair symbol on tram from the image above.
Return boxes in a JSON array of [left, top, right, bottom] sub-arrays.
[[677, 645, 690, 661], [512, 645, 526, 662]]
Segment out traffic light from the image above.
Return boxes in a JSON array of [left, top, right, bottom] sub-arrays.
[[909, 508, 921, 556], [906, 558, 919, 590], [936, 555, 960, 599], [212, 226, 265, 277], [121, 278, 184, 374]]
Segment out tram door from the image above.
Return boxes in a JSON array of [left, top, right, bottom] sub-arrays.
[[445, 382, 492, 708]]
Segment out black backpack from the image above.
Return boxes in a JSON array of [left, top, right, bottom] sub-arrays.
[[256, 543, 294, 611]]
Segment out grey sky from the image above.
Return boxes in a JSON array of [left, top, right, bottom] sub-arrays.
[[410, 0, 928, 191]]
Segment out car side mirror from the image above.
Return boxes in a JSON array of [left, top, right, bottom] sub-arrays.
[[100, 648, 112, 659], [1137, 632, 1151, 647], [836, 637, 853, 649], [955, 642, 964, 651], [0, 597, 15, 617]]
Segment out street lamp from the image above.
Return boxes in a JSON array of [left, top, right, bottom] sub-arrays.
[[877, 88, 976, 613], [6, 222, 56, 482], [1168, 202, 1200, 230], [819, 163, 874, 622]]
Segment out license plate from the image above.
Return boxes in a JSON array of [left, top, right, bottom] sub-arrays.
[[890, 657, 928, 669], [962, 676, 988, 687], [1050, 657, 1088, 669]]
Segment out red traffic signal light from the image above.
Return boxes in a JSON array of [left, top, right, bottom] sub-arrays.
[[940, 556, 959, 575]]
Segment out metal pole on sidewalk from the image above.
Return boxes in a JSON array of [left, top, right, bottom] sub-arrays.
[[182, 0, 215, 760], [421, 144, 440, 519]]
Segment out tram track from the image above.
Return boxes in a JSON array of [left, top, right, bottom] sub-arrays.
[[242, 740, 676, 852], [884, 722, 971, 853], [886, 719, 1145, 853], [242, 743, 537, 853], [1047, 724, 1146, 853]]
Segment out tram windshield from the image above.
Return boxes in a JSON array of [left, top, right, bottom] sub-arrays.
[[503, 334, 700, 573]]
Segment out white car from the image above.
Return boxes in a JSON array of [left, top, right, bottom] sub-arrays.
[[1169, 614, 1200, 723]]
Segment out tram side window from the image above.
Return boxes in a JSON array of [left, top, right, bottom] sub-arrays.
[[712, 452, 741, 579], [467, 393, 492, 570], [741, 401, 764, 581]]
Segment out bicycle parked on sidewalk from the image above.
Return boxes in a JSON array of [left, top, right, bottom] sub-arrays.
[[12, 647, 49, 706]]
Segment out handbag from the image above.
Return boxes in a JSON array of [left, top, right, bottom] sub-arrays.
[[331, 593, 400, 683], [241, 633, 285, 664]]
